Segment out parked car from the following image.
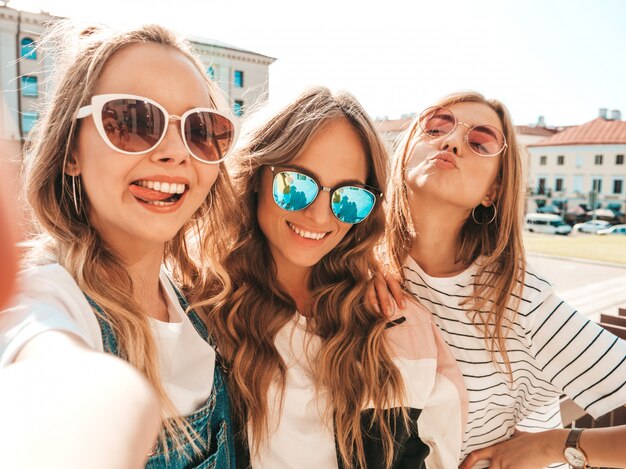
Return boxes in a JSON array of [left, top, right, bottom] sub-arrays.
[[524, 213, 572, 235], [596, 224, 626, 235], [536, 204, 561, 215], [574, 220, 611, 234]]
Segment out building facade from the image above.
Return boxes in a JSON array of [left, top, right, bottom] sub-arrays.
[[190, 36, 275, 118], [526, 110, 626, 219]]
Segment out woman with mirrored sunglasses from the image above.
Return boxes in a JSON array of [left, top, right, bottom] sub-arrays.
[[0, 22, 240, 468], [386, 91, 626, 469], [199, 86, 468, 469]]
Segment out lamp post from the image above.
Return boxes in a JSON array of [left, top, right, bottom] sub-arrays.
[[589, 190, 597, 221]]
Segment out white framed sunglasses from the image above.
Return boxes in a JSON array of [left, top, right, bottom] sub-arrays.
[[75, 94, 238, 164]]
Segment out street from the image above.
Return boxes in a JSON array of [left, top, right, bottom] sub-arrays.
[[527, 253, 626, 321]]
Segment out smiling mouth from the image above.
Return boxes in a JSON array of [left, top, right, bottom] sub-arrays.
[[287, 221, 329, 241], [128, 180, 188, 206]]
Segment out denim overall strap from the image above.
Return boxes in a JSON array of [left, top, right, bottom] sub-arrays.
[[167, 281, 229, 375], [166, 281, 209, 342], [84, 294, 119, 355]]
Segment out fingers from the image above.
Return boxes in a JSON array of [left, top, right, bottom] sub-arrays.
[[365, 282, 381, 314], [373, 273, 393, 317], [383, 271, 406, 310], [459, 447, 492, 469]]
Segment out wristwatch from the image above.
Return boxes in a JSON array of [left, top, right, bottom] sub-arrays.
[[563, 428, 588, 469]]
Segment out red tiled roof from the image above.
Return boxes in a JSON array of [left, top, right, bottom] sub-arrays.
[[527, 118, 626, 147], [515, 125, 559, 137]]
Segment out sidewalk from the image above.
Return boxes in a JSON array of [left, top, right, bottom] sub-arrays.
[[527, 253, 626, 322]]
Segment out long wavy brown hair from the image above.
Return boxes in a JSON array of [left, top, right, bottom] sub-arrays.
[[386, 91, 526, 380], [22, 22, 237, 452], [201, 87, 408, 468]]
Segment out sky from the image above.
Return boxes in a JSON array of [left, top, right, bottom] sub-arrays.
[[8, 0, 626, 127]]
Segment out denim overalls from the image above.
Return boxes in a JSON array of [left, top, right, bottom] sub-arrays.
[[85, 286, 235, 469]]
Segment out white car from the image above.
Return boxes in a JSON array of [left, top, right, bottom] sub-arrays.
[[574, 220, 611, 234], [596, 224, 626, 235], [524, 213, 572, 235]]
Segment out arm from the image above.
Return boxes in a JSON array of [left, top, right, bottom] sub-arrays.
[[525, 285, 626, 419], [0, 168, 18, 310], [0, 330, 161, 469], [459, 426, 626, 469]]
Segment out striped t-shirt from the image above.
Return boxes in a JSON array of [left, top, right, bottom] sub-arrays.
[[402, 256, 626, 468]]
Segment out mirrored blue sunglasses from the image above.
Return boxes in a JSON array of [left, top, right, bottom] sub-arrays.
[[269, 166, 382, 224]]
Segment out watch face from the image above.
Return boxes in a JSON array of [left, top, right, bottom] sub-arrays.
[[564, 447, 586, 468]]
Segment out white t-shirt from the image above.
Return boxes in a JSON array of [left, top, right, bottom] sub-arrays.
[[0, 263, 215, 415], [250, 300, 468, 469], [402, 256, 626, 468]]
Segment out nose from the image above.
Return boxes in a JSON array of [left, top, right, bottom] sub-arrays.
[[303, 188, 332, 225], [150, 117, 190, 165], [439, 122, 469, 156]]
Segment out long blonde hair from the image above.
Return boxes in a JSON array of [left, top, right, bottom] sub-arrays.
[[202, 87, 407, 468], [22, 22, 237, 452], [387, 91, 526, 379]]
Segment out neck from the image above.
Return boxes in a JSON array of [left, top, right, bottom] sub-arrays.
[[115, 242, 169, 322], [408, 193, 470, 277], [276, 264, 311, 315]]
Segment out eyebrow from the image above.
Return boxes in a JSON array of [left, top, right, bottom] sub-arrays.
[[472, 125, 500, 140], [279, 163, 367, 188]]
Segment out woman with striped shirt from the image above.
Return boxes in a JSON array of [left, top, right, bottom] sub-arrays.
[[386, 91, 626, 469]]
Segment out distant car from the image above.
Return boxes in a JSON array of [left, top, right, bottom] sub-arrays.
[[524, 213, 572, 235], [574, 220, 611, 234], [536, 205, 561, 215], [596, 224, 626, 235]]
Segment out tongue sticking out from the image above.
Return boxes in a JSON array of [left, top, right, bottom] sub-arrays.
[[128, 184, 176, 202]]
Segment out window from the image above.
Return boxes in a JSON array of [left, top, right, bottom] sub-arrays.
[[573, 175, 584, 193], [20, 37, 36, 60], [594, 154, 603, 165], [537, 178, 546, 195], [555, 178, 563, 192], [207, 66, 215, 79], [557, 155, 564, 165], [21, 76, 38, 97], [21, 111, 38, 133], [234, 70, 244, 88], [539, 155, 547, 166], [617, 154, 624, 165], [233, 99, 244, 116], [592, 178, 602, 193], [576, 154, 584, 168], [614, 179, 624, 194]]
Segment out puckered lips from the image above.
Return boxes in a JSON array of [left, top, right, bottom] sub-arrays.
[[128, 176, 189, 212], [431, 151, 458, 170]]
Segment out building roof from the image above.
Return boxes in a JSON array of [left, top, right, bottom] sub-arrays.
[[187, 35, 276, 61], [527, 118, 626, 147], [515, 125, 559, 137]]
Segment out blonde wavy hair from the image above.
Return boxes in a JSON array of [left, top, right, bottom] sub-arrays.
[[387, 91, 526, 380], [202, 87, 408, 468], [22, 22, 237, 453]]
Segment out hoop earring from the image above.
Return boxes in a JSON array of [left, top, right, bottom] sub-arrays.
[[71, 175, 82, 216], [472, 202, 497, 225]]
